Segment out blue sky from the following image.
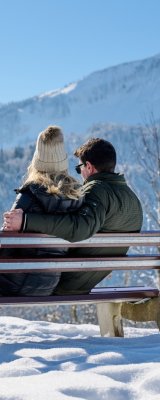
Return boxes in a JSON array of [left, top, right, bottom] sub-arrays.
[[0, 0, 160, 104]]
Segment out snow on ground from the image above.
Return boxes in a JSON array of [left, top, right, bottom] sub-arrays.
[[0, 316, 160, 400]]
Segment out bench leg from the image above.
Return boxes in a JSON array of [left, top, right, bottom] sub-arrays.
[[121, 297, 160, 331], [157, 306, 160, 331], [96, 302, 124, 337]]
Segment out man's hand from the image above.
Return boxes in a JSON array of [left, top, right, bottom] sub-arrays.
[[3, 209, 24, 231]]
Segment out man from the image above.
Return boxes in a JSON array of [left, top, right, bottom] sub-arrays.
[[3, 138, 143, 294]]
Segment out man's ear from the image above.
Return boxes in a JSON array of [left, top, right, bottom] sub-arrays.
[[86, 161, 97, 174]]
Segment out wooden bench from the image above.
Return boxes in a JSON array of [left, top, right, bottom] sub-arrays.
[[0, 231, 160, 337]]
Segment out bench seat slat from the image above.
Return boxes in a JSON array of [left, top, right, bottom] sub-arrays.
[[0, 287, 158, 306]]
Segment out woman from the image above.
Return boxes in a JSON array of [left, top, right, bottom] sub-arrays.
[[0, 126, 84, 296]]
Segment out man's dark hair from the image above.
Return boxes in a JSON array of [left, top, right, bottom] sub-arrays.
[[74, 138, 116, 172]]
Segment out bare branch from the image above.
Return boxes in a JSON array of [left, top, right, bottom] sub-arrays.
[[133, 115, 160, 228]]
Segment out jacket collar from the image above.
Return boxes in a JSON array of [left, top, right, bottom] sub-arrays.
[[85, 172, 126, 184]]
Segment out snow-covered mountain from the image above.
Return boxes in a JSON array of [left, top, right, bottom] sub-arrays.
[[1, 53, 160, 148]]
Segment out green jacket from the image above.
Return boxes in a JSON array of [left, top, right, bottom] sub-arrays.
[[24, 172, 143, 244]]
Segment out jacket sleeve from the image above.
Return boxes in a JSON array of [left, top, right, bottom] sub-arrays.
[[24, 182, 109, 242]]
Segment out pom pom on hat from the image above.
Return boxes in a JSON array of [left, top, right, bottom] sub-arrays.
[[32, 126, 68, 173]]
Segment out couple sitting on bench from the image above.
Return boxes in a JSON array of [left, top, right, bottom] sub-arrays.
[[2, 125, 143, 296]]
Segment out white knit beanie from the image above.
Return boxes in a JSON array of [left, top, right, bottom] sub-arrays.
[[32, 126, 68, 173]]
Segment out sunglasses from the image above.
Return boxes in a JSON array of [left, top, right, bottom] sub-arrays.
[[75, 163, 84, 174]]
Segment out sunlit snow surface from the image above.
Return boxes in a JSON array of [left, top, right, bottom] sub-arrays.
[[0, 317, 160, 400]]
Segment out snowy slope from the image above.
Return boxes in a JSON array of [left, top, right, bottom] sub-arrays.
[[1, 53, 160, 148]]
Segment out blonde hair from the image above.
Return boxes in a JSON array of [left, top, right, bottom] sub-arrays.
[[24, 162, 83, 200]]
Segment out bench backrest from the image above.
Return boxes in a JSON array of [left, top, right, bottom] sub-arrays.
[[0, 231, 159, 273]]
